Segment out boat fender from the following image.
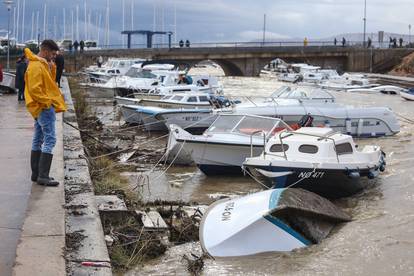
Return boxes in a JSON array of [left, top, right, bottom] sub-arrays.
[[348, 171, 360, 179], [368, 170, 379, 179], [345, 118, 352, 135]]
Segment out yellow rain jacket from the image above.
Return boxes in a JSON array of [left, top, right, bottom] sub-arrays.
[[24, 48, 67, 119]]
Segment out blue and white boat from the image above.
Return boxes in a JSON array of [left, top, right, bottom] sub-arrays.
[[200, 188, 351, 257], [400, 88, 414, 101], [243, 127, 386, 198]]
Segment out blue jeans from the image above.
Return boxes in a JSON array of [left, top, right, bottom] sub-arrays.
[[32, 107, 56, 154]]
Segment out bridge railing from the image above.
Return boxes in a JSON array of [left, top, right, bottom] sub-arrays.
[[88, 40, 410, 49], [0, 40, 411, 56]]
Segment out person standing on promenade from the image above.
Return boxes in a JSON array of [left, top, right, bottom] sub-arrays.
[[24, 40, 67, 186], [15, 54, 28, 101], [55, 51, 65, 88]]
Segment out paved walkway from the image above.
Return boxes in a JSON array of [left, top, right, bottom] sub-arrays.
[[0, 85, 65, 275]]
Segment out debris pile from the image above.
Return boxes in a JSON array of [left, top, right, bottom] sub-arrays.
[[390, 52, 414, 76]]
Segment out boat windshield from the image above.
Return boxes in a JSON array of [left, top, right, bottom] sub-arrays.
[[270, 87, 334, 100], [125, 68, 157, 79], [206, 115, 288, 136]]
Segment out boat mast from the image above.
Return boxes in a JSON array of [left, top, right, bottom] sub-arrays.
[[131, 0, 134, 30], [71, 9, 74, 41], [76, 5, 79, 41], [63, 8, 66, 39], [174, 1, 177, 44], [122, 0, 125, 47], [21, 0, 25, 42], [36, 11, 39, 43], [16, 0, 19, 43], [43, 3, 46, 39], [30, 12, 34, 40], [84, 0, 87, 40]]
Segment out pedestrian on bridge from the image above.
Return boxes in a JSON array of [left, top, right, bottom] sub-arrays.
[[179, 40, 184, 47], [334, 38, 337, 46], [185, 40, 191, 47], [399, 38, 403, 47], [24, 40, 67, 187], [80, 40, 85, 52], [342, 37, 346, 47], [73, 40, 79, 52]]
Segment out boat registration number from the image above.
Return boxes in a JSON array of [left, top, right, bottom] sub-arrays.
[[183, 116, 202, 122], [298, 171, 325, 179]]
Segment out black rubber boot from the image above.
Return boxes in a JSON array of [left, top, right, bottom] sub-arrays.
[[30, 150, 42, 182], [37, 153, 59, 186]]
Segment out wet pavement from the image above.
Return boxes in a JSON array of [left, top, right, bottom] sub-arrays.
[[0, 94, 34, 275]]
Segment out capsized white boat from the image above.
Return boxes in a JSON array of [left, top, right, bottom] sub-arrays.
[[200, 188, 351, 257], [243, 127, 386, 198]]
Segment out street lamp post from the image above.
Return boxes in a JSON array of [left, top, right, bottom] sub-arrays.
[[4, 0, 13, 72]]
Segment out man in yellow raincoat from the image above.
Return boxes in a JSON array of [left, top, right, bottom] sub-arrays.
[[24, 40, 67, 186]]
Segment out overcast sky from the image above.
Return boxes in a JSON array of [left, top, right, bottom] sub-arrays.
[[0, 0, 413, 45]]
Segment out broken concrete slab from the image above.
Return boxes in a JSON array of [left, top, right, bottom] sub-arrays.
[[95, 195, 128, 212]]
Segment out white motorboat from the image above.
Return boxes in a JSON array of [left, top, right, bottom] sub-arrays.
[[85, 58, 145, 83], [268, 86, 335, 104], [165, 114, 297, 168], [278, 73, 301, 83], [243, 127, 386, 198], [156, 99, 400, 138], [347, 85, 407, 95], [200, 188, 351, 257]]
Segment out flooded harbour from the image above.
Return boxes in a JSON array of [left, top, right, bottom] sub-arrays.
[[81, 67, 414, 275]]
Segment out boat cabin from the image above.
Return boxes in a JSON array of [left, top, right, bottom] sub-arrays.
[[264, 127, 363, 163]]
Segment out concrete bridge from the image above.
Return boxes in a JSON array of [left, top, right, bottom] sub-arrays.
[[13, 46, 414, 76]]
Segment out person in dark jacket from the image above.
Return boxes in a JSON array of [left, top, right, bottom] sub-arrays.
[[55, 51, 65, 88], [185, 39, 190, 47], [79, 40, 85, 52], [179, 40, 184, 48], [73, 40, 79, 51], [15, 54, 28, 101]]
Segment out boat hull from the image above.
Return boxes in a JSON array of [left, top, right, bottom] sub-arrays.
[[400, 91, 414, 101], [181, 140, 266, 175], [244, 165, 380, 198]]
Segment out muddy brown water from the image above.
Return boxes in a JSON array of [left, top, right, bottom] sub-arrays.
[[85, 70, 414, 275]]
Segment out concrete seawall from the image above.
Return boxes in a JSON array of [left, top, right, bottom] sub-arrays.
[[62, 80, 112, 275]]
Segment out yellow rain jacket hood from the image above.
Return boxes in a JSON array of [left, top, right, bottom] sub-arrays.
[[24, 48, 67, 118]]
